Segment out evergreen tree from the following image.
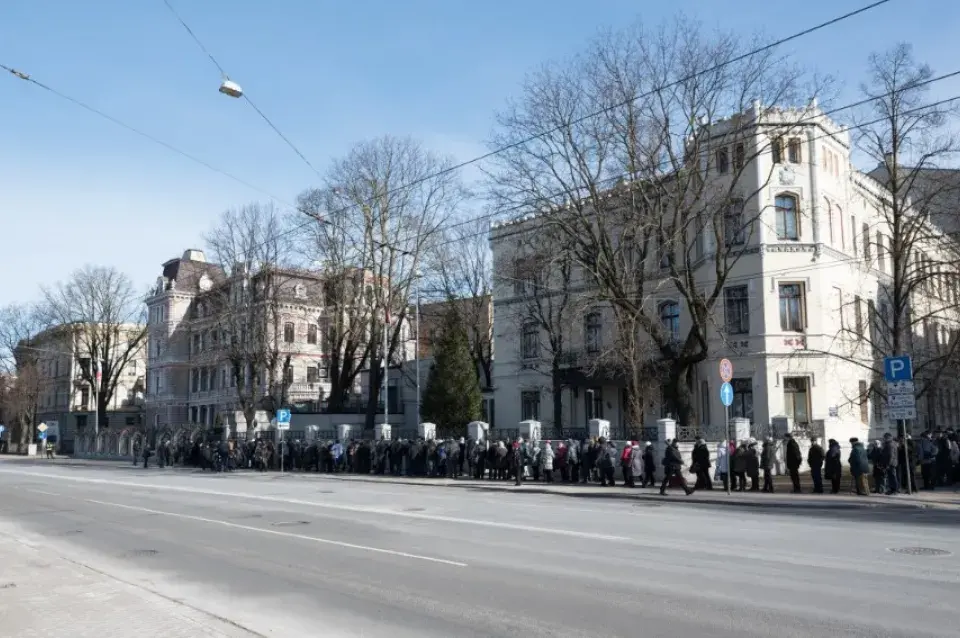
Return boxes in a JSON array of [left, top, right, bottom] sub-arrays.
[[421, 311, 482, 433]]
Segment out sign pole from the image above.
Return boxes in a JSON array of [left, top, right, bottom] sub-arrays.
[[718, 358, 734, 496], [725, 404, 731, 495]]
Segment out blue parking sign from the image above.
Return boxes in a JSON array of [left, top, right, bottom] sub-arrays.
[[884, 356, 913, 382], [276, 409, 291, 425]]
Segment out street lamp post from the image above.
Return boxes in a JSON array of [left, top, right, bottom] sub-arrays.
[[415, 270, 423, 429]]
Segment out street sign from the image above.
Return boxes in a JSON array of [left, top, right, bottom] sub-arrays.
[[37, 423, 48, 433], [884, 355, 913, 382], [720, 382, 734, 407], [276, 409, 291, 425], [887, 380, 915, 394], [888, 394, 916, 408], [719, 358, 733, 383], [0, 425, 5, 435], [888, 406, 917, 420]]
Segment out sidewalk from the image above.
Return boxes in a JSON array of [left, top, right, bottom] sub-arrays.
[[0, 532, 256, 637], [288, 471, 960, 511]]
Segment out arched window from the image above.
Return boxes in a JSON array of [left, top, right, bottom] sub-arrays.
[[775, 194, 799, 240], [659, 301, 680, 341], [584, 312, 602, 354]]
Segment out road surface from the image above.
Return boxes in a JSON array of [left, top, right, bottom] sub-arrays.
[[1, 460, 958, 637]]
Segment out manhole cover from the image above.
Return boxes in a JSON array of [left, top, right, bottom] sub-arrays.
[[402, 507, 425, 512], [125, 549, 159, 557], [889, 547, 951, 556], [271, 521, 309, 527]]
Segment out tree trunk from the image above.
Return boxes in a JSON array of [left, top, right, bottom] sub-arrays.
[[665, 362, 697, 428], [364, 367, 382, 430], [551, 360, 563, 437]]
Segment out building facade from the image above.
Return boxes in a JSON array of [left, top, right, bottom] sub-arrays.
[[490, 102, 960, 440]]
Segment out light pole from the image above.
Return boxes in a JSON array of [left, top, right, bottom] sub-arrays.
[[415, 269, 423, 429]]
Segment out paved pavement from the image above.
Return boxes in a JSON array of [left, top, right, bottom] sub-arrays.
[[1, 459, 959, 637]]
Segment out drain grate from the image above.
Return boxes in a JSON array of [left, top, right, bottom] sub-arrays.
[[125, 549, 159, 558], [889, 547, 951, 556], [271, 521, 309, 527]]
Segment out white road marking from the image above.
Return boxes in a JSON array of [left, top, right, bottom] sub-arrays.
[[85, 498, 467, 567], [25, 489, 61, 497], [0, 469, 628, 542]]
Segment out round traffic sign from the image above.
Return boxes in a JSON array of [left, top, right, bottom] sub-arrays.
[[37, 423, 48, 433], [720, 382, 734, 407], [719, 358, 733, 382]]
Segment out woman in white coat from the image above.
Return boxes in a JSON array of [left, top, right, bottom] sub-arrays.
[[541, 441, 556, 482], [715, 441, 730, 491], [630, 442, 644, 488]]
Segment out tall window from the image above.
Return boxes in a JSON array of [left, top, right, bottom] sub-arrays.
[[787, 138, 801, 164], [731, 378, 754, 422], [283, 322, 295, 343], [191, 368, 199, 393], [858, 380, 869, 424], [854, 296, 864, 336], [724, 286, 749, 334], [862, 223, 871, 261], [734, 143, 745, 170], [876, 232, 885, 271], [851, 216, 858, 256], [200, 368, 209, 392], [778, 283, 805, 332], [715, 147, 729, 174], [586, 388, 603, 421], [284, 366, 294, 384], [80, 387, 89, 408], [824, 199, 834, 244], [521, 390, 540, 421], [775, 194, 799, 240], [771, 137, 783, 164], [659, 301, 680, 341], [724, 199, 746, 246], [521, 322, 539, 359], [837, 205, 845, 249], [307, 324, 318, 345], [783, 377, 810, 426], [307, 366, 319, 383], [584, 312, 601, 354], [700, 380, 710, 426]]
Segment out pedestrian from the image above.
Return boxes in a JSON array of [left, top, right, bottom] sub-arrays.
[[745, 440, 760, 491], [715, 440, 729, 491], [760, 438, 775, 493], [659, 439, 693, 496], [881, 433, 900, 495], [784, 433, 803, 493], [919, 431, 937, 490], [598, 438, 617, 487], [848, 437, 870, 496], [808, 437, 824, 494], [642, 442, 656, 488], [732, 441, 747, 492], [692, 438, 712, 490], [630, 442, 643, 489], [542, 440, 555, 483], [824, 438, 842, 494]]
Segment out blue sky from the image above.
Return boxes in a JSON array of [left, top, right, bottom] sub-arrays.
[[2, 0, 959, 305]]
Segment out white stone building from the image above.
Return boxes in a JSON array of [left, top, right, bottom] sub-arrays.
[[490, 103, 960, 441]]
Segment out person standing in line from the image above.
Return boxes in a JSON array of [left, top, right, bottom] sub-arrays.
[[848, 437, 870, 496], [715, 441, 729, 492], [881, 432, 900, 495], [824, 438, 842, 494], [784, 433, 803, 493], [760, 438, 776, 493], [642, 442, 656, 488], [807, 437, 825, 494]]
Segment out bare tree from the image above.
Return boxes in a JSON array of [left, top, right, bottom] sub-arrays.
[[205, 202, 299, 433], [487, 18, 819, 428], [425, 219, 494, 389], [0, 304, 45, 448], [297, 136, 464, 427], [500, 227, 579, 435], [842, 44, 960, 429], [40, 266, 147, 430]]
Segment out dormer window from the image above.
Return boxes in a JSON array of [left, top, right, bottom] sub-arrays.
[[788, 138, 801, 164]]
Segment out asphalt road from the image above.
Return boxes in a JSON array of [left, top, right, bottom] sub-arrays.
[[1, 460, 959, 638]]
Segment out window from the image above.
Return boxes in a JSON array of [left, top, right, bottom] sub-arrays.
[[700, 380, 710, 426], [191, 368, 199, 393], [868, 300, 878, 352], [584, 312, 601, 354], [307, 324, 318, 345], [307, 366, 319, 383], [319, 362, 329, 379], [778, 283, 805, 332], [715, 147, 729, 174], [283, 322, 295, 343], [200, 368, 209, 392], [284, 366, 294, 384], [862, 223, 871, 261], [482, 398, 496, 428], [851, 216, 858, 256], [209, 367, 216, 390], [837, 205, 845, 249], [859, 380, 869, 424], [190, 406, 198, 424], [731, 378, 754, 422], [854, 296, 864, 337], [80, 387, 89, 408], [783, 377, 810, 426], [586, 388, 603, 421], [192, 334, 201, 354], [659, 301, 680, 341], [658, 237, 672, 269], [521, 322, 539, 359], [221, 368, 227, 388], [513, 257, 538, 296], [775, 194, 799, 240], [723, 199, 746, 246], [521, 390, 541, 421], [788, 138, 801, 164], [876, 232, 885, 271], [771, 137, 783, 164], [724, 286, 749, 334], [155, 373, 162, 394], [734, 143, 745, 171], [825, 199, 834, 244]]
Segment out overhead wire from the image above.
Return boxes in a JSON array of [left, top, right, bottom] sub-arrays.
[[2, 0, 896, 260], [160, 0, 323, 179]]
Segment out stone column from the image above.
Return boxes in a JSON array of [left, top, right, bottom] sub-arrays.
[[519, 420, 541, 442], [588, 418, 611, 440], [731, 417, 751, 442], [467, 421, 489, 443], [374, 423, 391, 441], [656, 418, 676, 468], [418, 422, 436, 441]]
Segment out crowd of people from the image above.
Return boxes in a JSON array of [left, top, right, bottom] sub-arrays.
[[129, 427, 960, 496]]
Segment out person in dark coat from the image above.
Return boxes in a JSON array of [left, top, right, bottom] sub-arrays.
[[824, 438, 842, 494], [745, 441, 760, 491], [642, 442, 656, 487], [881, 432, 900, 495], [760, 438, 776, 493], [732, 442, 748, 492], [849, 437, 870, 496], [784, 433, 803, 493], [807, 437, 825, 494], [660, 439, 693, 496], [691, 439, 712, 490]]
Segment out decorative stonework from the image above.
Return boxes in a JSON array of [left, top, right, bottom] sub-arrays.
[[778, 166, 796, 185]]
